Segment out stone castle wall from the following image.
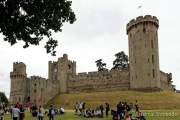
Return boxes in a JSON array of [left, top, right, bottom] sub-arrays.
[[29, 76, 47, 106], [28, 76, 60, 106], [160, 71, 173, 90], [67, 69, 130, 93]]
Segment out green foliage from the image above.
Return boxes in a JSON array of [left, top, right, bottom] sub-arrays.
[[112, 51, 129, 70], [0, 0, 76, 55], [0, 92, 8, 105], [95, 59, 108, 71]]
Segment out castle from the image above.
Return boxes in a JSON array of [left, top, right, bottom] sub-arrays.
[[10, 15, 174, 106]]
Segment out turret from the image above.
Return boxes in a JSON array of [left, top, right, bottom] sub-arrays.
[[127, 15, 161, 91], [10, 62, 27, 104], [48, 54, 76, 93]]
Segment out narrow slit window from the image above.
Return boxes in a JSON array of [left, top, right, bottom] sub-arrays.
[[151, 40, 154, 48], [153, 69, 155, 78], [152, 55, 154, 64]]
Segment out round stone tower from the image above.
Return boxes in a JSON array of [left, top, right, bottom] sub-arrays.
[[10, 62, 27, 104], [127, 15, 161, 90]]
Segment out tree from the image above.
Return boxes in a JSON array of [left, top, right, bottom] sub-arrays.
[[0, 0, 76, 55], [112, 51, 129, 70], [95, 59, 108, 71], [0, 92, 8, 105]]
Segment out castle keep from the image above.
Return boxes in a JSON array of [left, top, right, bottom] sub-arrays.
[[10, 15, 174, 105]]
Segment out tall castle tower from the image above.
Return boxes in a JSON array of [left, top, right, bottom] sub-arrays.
[[10, 62, 27, 104], [48, 54, 76, 93], [127, 15, 161, 90]]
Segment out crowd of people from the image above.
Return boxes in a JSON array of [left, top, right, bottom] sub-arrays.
[[0, 100, 146, 120], [0, 102, 65, 120], [111, 100, 146, 120], [30, 104, 65, 120], [74, 101, 110, 118], [74, 100, 146, 120]]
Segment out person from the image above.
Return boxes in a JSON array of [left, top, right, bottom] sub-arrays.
[[19, 104, 25, 120], [82, 102, 85, 110], [94, 107, 101, 118], [79, 102, 83, 114], [111, 110, 118, 120], [105, 103, 110, 117], [31, 104, 38, 117], [12, 105, 20, 120], [48, 105, 55, 120], [99, 105, 104, 117], [0, 105, 4, 120], [140, 113, 146, 120], [117, 102, 123, 120], [59, 107, 65, 115], [37, 105, 44, 120], [74, 102, 78, 113], [135, 100, 139, 113]]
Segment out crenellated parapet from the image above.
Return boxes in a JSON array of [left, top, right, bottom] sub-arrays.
[[126, 15, 159, 34], [13, 62, 25, 65], [30, 76, 47, 81], [10, 72, 26, 78], [12, 62, 26, 76], [67, 69, 130, 93], [10, 62, 27, 78], [76, 69, 129, 79], [68, 69, 129, 86]]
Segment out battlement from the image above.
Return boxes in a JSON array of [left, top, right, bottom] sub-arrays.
[[78, 72, 87, 76], [75, 69, 129, 80], [12, 61, 26, 75], [13, 62, 25, 65], [30, 76, 47, 81], [127, 15, 159, 34], [49, 61, 57, 64], [10, 72, 26, 78]]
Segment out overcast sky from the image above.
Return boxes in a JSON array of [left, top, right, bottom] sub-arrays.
[[0, 0, 180, 97]]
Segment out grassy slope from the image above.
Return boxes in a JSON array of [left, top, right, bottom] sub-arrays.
[[47, 91, 180, 110]]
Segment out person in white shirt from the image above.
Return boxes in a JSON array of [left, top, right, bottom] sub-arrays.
[[37, 105, 44, 120], [12, 105, 20, 120], [59, 107, 65, 114]]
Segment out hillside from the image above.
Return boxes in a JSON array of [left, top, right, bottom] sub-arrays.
[[47, 91, 180, 110]]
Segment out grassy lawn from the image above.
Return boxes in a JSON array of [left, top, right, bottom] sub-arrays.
[[47, 91, 180, 110], [4, 110, 180, 120], [4, 91, 180, 119]]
